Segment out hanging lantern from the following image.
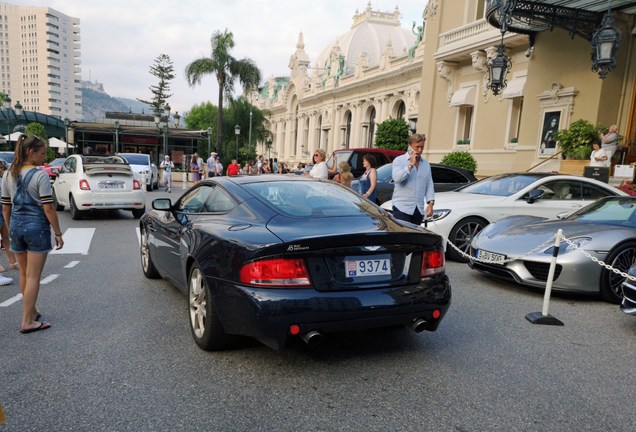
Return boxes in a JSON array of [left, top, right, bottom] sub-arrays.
[[591, 10, 621, 79], [487, 41, 511, 96]]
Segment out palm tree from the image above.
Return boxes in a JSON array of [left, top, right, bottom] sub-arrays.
[[185, 29, 262, 155]]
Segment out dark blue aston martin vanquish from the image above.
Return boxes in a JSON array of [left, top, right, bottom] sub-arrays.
[[140, 175, 451, 351]]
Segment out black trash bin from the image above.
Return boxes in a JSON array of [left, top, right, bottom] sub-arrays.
[[583, 166, 610, 183]]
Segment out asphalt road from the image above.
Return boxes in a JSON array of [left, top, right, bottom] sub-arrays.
[[1, 187, 635, 432]]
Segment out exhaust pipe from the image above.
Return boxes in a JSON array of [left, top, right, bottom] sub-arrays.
[[301, 330, 323, 346], [408, 318, 428, 333]]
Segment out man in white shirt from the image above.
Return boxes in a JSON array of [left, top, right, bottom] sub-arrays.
[[391, 134, 435, 225]]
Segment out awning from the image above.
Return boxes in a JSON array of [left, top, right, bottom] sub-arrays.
[[502, 76, 526, 99], [450, 86, 476, 107], [48, 137, 74, 149]]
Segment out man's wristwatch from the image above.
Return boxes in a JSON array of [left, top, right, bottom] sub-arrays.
[[427, 200, 435, 205], [408, 164, 413, 170]]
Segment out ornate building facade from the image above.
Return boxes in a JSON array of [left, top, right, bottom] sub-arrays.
[[250, 3, 424, 164]]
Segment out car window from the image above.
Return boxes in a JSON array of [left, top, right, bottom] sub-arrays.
[[376, 163, 392, 182], [539, 180, 581, 200], [178, 185, 235, 214], [244, 180, 369, 217], [63, 158, 76, 174], [582, 182, 616, 200], [121, 154, 150, 165], [431, 166, 469, 183], [570, 198, 636, 227], [462, 174, 540, 196], [349, 152, 364, 171]]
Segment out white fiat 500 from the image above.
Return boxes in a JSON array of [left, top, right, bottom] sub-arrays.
[[52, 154, 146, 220]]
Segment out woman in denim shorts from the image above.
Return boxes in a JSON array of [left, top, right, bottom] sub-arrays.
[[2, 135, 64, 333]]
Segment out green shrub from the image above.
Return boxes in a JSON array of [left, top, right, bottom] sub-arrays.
[[375, 118, 409, 151], [440, 151, 477, 173]]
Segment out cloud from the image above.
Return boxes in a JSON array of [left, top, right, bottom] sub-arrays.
[[13, 0, 426, 117]]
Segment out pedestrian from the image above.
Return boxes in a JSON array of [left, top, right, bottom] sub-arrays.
[[191, 152, 202, 184], [590, 139, 609, 167], [599, 124, 619, 163], [2, 134, 64, 333], [333, 161, 354, 187], [227, 159, 241, 176], [391, 133, 435, 225], [256, 155, 264, 174], [206, 152, 217, 178], [305, 149, 329, 179], [0, 159, 17, 277], [215, 157, 223, 177], [358, 154, 378, 201], [160, 154, 174, 192]]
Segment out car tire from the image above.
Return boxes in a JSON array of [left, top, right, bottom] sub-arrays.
[[188, 262, 229, 351], [447, 217, 487, 263], [131, 207, 145, 219], [140, 226, 160, 279], [52, 188, 64, 211], [146, 183, 152, 192], [69, 195, 83, 220], [600, 241, 636, 304]]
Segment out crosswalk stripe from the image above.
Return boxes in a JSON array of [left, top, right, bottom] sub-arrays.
[[50, 228, 95, 255], [0, 293, 22, 307]]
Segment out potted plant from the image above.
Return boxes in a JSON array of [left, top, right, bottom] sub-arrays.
[[553, 119, 605, 174]]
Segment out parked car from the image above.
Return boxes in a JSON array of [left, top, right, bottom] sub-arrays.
[[381, 173, 627, 262], [117, 153, 158, 191], [52, 154, 145, 220], [0, 151, 15, 167], [38, 157, 67, 182], [351, 162, 477, 204], [620, 264, 636, 315], [139, 175, 451, 351], [326, 148, 404, 178], [469, 196, 636, 304]]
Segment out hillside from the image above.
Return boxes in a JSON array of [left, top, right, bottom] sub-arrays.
[[81, 86, 150, 121]]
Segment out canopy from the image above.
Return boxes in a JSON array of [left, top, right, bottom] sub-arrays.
[[48, 137, 74, 149], [3, 132, 24, 141]]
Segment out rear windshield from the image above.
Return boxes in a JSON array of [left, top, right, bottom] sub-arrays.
[[120, 154, 150, 165], [243, 180, 372, 217], [82, 156, 127, 165], [0, 152, 15, 164]]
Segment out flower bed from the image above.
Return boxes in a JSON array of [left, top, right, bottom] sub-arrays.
[[618, 181, 636, 196]]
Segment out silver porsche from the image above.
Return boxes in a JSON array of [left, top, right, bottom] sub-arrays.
[[469, 196, 636, 304]]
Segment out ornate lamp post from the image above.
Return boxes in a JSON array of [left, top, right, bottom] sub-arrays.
[[487, 37, 512, 96], [248, 109, 253, 150], [234, 124, 241, 160], [173, 111, 180, 128], [64, 118, 71, 155], [4, 97, 23, 150]]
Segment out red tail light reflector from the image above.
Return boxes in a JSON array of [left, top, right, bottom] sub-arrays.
[[240, 258, 311, 287], [421, 249, 445, 276], [133, 179, 141, 190], [79, 179, 90, 190], [289, 324, 301, 335], [432, 309, 441, 319]]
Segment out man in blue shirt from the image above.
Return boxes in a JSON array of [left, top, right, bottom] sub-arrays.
[[391, 134, 435, 225]]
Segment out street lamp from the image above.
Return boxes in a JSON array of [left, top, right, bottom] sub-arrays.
[[248, 109, 253, 150], [266, 139, 273, 162], [173, 111, 180, 128], [591, 7, 621, 79], [64, 118, 71, 155], [487, 35, 512, 96], [3, 97, 23, 150], [207, 127, 212, 157], [114, 120, 120, 154], [234, 124, 241, 160]]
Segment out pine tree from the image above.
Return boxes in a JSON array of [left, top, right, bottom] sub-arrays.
[[138, 54, 175, 117]]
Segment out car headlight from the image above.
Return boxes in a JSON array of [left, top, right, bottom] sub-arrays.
[[430, 209, 451, 221], [544, 237, 592, 254]]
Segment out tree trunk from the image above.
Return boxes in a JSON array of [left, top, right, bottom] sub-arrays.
[[216, 80, 224, 155]]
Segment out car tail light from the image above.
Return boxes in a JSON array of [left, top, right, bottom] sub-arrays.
[[240, 258, 311, 287], [79, 179, 90, 190], [421, 249, 445, 277], [133, 179, 141, 190]]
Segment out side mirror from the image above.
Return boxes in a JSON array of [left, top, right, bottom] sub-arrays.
[[526, 189, 544, 204], [152, 198, 172, 211]]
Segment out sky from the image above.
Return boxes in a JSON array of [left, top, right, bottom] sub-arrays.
[[12, 0, 427, 118]]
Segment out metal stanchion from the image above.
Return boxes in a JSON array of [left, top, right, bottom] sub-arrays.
[[526, 229, 564, 326]]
